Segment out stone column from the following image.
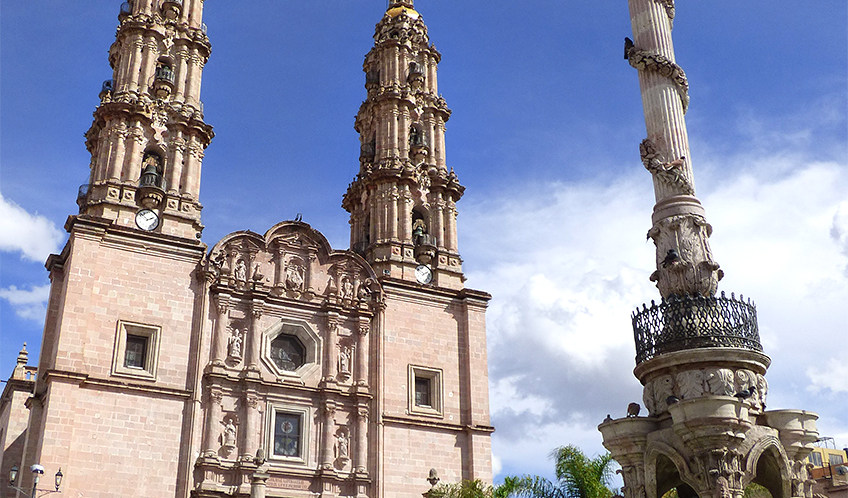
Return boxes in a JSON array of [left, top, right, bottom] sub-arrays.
[[324, 315, 339, 382], [138, 40, 157, 95], [433, 194, 445, 249], [388, 187, 398, 240], [273, 247, 285, 290], [201, 388, 224, 458], [306, 250, 317, 297], [320, 402, 336, 470], [106, 124, 128, 181], [125, 122, 144, 181], [246, 300, 264, 373], [626, 0, 722, 298], [355, 323, 369, 387], [174, 47, 189, 102], [167, 132, 186, 194], [241, 393, 261, 461], [183, 49, 197, 107], [250, 472, 269, 498], [126, 36, 144, 93], [355, 406, 369, 474], [212, 293, 230, 365]]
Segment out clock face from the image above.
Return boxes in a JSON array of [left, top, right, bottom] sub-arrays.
[[415, 264, 433, 284], [135, 209, 160, 231]]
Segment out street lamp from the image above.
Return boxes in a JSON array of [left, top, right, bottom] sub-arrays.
[[7, 464, 63, 498]]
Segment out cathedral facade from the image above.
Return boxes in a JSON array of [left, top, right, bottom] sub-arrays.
[[0, 1, 493, 497]]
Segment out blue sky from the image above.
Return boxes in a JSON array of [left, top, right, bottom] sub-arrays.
[[2, 0, 847, 484]]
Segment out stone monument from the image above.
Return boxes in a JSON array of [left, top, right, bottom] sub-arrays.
[[599, 2, 820, 498]]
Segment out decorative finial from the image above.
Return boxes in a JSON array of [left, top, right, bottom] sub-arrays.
[[17, 343, 28, 366], [427, 468, 440, 487]]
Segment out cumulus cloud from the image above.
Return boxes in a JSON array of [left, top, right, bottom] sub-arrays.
[[0, 193, 64, 262], [461, 157, 848, 480], [0, 284, 51, 321]]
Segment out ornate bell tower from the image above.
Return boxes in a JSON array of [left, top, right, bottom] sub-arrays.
[[342, 0, 465, 290], [600, 3, 819, 498], [79, 0, 214, 239]]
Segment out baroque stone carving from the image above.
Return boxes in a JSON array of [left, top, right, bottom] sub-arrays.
[[639, 138, 693, 195], [647, 214, 723, 297], [338, 346, 352, 379], [644, 367, 770, 415], [626, 46, 690, 114]]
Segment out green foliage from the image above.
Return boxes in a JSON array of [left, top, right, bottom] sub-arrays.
[[428, 479, 498, 498], [498, 445, 616, 498]]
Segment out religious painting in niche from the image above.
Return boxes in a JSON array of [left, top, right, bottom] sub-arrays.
[[273, 412, 301, 457], [270, 334, 305, 372]]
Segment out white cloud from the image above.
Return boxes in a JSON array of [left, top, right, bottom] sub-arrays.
[[462, 156, 848, 480], [0, 284, 51, 321], [0, 193, 64, 262]]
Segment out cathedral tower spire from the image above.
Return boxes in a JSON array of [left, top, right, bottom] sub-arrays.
[[342, 2, 464, 289], [79, 0, 214, 239], [600, 4, 819, 498]]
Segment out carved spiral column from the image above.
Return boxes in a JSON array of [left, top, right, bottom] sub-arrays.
[[355, 406, 369, 474], [320, 402, 337, 470], [241, 392, 261, 461], [212, 293, 231, 365], [246, 300, 264, 372], [202, 388, 224, 457], [355, 323, 369, 387]]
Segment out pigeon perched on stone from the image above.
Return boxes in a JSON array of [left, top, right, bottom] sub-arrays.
[[734, 386, 756, 399], [627, 403, 641, 417], [666, 395, 680, 405], [624, 37, 634, 59], [661, 249, 680, 268]]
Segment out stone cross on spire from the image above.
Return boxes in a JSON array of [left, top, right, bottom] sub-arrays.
[[625, 0, 722, 298]]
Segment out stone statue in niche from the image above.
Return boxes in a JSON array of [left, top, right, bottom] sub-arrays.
[[234, 259, 247, 282], [341, 275, 354, 301], [285, 261, 305, 291], [228, 329, 242, 360], [338, 346, 352, 379], [335, 428, 350, 461], [357, 280, 370, 301], [221, 417, 237, 450]]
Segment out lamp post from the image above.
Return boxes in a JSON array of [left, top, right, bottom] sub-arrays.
[[7, 464, 63, 498]]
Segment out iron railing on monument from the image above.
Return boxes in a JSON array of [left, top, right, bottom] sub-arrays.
[[632, 291, 762, 364]]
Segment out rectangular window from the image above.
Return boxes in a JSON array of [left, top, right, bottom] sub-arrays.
[[267, 405, 309, 464], [415, 376, 432, 407], [830, 454, 845, 466], [111, 320, 160, 380], [274, 412, 302, 457], [809, 452, 823, 466], [124, 334, 148, 368], [408, 365, 443, 417]]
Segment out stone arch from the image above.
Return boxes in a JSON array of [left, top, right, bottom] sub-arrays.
[[645, 442, 700, 498], [744, 436, 792, 498]]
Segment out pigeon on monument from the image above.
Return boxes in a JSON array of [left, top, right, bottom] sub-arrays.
[[661, 248, 680, 268], [627, 402, 641, 417], [624, 37, 634, 59]]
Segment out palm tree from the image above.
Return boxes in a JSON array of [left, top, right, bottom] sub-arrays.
[[498, 445, 616, 498], [427, 479, 499, 498]]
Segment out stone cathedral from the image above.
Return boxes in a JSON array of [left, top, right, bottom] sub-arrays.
[[0, 1, 493, 497], [600, 2, 820, 498]]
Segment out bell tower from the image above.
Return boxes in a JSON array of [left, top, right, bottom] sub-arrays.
[[79, 0, 214, 239], [600, 3, 819, 498], [342, 0, 465, 290]]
